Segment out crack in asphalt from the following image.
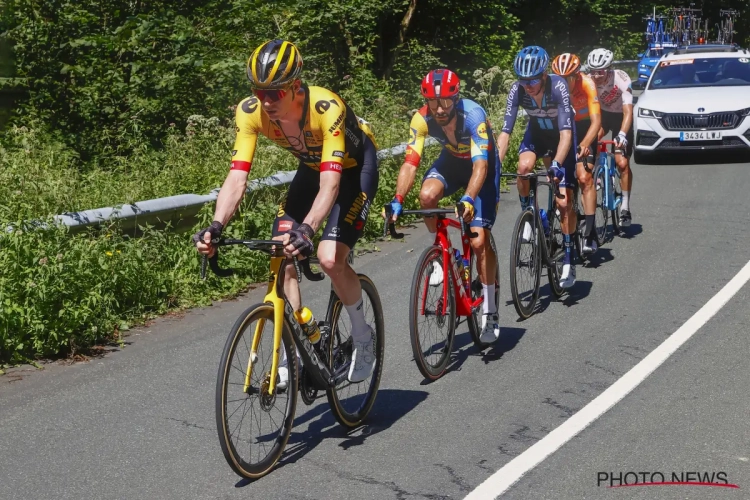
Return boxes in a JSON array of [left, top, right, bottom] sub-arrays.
[[434, 463, 472, 492], [584, 360, 620, 377], [317, 462, 453, 500], [542, 397, 578, 418], [165, 417, 208, 431]]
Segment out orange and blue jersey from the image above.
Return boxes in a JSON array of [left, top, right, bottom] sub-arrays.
[[570, 73, 601, 122], [404, 98, 495, 167]]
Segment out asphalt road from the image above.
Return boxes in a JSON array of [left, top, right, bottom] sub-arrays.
[[2, 152, 750, 500]]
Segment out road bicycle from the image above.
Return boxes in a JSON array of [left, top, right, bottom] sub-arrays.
[[205, 239, 384, 479], [717, 9, 738, 45], [503, 171, 566, 319], [383, 206, 499, 380], [594, 140, 623, 241]]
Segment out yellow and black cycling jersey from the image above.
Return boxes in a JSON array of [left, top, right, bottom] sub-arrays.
[[231, 85, 376, 173]]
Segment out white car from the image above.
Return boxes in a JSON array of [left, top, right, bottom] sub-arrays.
[[633, 45, 750, 164]]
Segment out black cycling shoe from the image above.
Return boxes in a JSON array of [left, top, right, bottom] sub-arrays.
[[620, 210, 632, 227]]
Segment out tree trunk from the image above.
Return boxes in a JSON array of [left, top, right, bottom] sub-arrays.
[[383, 0, 418, 80]]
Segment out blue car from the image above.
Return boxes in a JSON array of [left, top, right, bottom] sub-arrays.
[[635, 45, 677, 89]]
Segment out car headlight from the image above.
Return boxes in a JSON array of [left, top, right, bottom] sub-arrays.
[[739, 107, 750, 117], [640, 64, 648, 69], [638, 108, 664, 118]]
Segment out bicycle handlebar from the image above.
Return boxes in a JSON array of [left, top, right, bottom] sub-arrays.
[[382, 206, 478, 240], [200, 238, 325, 282], [500, 171, 564, 199]]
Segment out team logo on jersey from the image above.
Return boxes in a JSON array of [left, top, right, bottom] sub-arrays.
[[476, 123, 488, 140], [232, 150, 237, 156], [408, 127, 418, 144], [332, 150, 344, 158], [333, 130, 340, 137]]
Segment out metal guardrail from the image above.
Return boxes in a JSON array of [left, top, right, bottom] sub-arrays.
[[33, 137, 439, 235]]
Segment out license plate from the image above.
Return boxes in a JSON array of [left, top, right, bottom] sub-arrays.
[[680, 131, 722, 141]]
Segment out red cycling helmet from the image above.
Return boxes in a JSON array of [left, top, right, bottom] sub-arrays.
[[421, 69, 460, 99]]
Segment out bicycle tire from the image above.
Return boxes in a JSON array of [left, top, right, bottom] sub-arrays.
[[594, 166, 608, 244], [611, 166, 623, 234], [574, 190, 587, 263], [467, 232, 501, 348], [509, 210, 541, 319], [215, 302, 298, 479], [406, 246, 456, 380], [325, 274, 385, 426], [547, 211, 565, 298]]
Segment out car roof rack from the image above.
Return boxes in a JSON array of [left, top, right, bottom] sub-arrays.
[[669, 44, 743, 55]]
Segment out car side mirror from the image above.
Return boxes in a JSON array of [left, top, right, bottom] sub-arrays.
[[633, 96, 639, 104], [637, 53, 644, 58]]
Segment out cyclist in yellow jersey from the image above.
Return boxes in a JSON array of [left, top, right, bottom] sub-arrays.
[[194, 40, 379, 385]]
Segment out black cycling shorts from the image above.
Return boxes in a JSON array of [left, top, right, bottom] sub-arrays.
[[600, 111, 634, 158], [272, 135, 379, 248]]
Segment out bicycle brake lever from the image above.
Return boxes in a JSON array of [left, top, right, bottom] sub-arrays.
[[383, 206, 405, 239], [201, 255, 207, 280], [293, 256, 302, 284], [299, 257, 325, 282]]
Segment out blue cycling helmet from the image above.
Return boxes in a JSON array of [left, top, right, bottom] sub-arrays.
[[514, 46, 549, 78]]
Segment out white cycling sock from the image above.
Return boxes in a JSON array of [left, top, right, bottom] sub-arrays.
[[622, 191, 630, 212], [482, 283, 497, 315], [345, 297, 370, 342]]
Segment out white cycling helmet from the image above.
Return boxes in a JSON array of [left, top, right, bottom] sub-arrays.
[[587, 48, 614, 70]]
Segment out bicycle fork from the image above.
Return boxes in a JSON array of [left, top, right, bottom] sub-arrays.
[[245, 256, 335, 396]]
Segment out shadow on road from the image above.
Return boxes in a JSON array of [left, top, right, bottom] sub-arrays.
[[618, 223, 642, 239], [562, 280, 593, 307], [241, 388, 429, 479], [582, 248, 614, 269], [481, 327, 526, 363], [638, 150, 750, 166]]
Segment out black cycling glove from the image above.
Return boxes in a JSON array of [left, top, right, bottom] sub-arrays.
[[287, 223, 315, 257], [193, 220, 224, 246]]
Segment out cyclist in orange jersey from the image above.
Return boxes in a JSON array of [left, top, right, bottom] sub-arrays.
[[552, 53, 601, 254]]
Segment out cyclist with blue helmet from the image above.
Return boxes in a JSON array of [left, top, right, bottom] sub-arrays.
[[496, 45, 578, 289]]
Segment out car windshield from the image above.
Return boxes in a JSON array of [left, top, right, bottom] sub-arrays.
[[644, 48, 674, 58], [648, 56, 750, 89]]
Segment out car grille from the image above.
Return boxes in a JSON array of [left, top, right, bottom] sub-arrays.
[[661, 113, 740, 131], [656, 137, 749, 149]]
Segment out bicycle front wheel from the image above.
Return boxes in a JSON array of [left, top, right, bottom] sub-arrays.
[[509, 210, 541, 319], [408, 245, 456, 380], [611, 166, 623, 234], [215, 303, 298, 479], [547, 210, 565, 298], [325, 274, 385, 427]]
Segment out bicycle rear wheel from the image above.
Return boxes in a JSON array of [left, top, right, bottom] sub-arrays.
[[467, 232, 501, 348], [594, 166, 608, 244], [406, 246, 456, 380], [325, 274, 385, 427], [509, 210, 541, 319], [215, 303, 298, 479]]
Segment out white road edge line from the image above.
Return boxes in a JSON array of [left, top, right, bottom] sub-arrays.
[[464, 258, 750, 500]]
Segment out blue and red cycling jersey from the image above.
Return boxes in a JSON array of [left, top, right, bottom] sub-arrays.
[[405, 98, 495, 166]]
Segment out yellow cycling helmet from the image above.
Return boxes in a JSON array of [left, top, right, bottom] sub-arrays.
[[247, 39, 303, 89]]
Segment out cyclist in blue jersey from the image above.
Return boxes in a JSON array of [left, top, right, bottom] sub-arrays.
[[386, 69, 501, 343], [495, 46, 578, 289]]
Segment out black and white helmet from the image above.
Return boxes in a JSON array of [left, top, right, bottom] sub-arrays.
[[587, 48, 614, 70]]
